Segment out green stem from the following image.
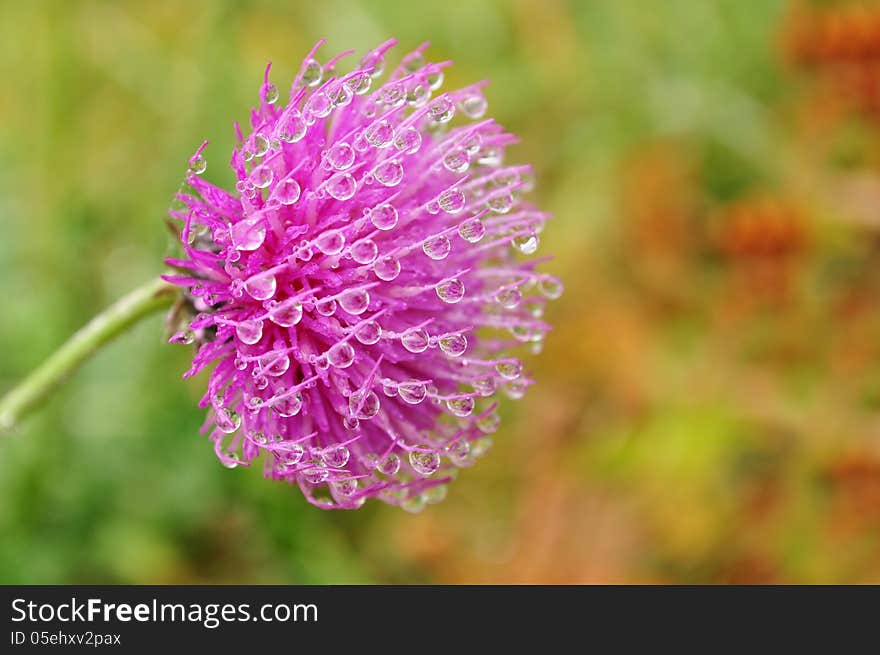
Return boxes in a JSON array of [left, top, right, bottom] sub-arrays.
[[0, 277, 177, 433]]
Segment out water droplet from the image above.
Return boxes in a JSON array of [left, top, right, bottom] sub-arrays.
[[401, 494, 426, 513], [316, 298, 337, 316], [272, 392, 303, 417], [349, 389, 380, 419], [326, 142, 355, 170], [244, 273, 276, 301], [231, 218, 266, 251], [350, 239, 378, 265], [380, 83, 406, 107], [302, 466, 329, 484], [458, 217, 485, 243], [427, 70, 444, 90], [424, 484, 448, 504], [505, 378, 529, 400], [428, 97, 455, 123], [407, 84, 429, 107], [446, 397, 475, 418], [275, 177, 301, 204], [446, 439, 472, 466], [374, 160, 404, 187], [443, 149, 470, 174], [477, 147, 503, 167], [188, 154, 207, 175], [394, 126, 422, 154], [539, 277, 563, 299], [278, 442, 305, 464], [369, 204, 398, 230], [279, 112, 307, 143], [438, 333, 467, 357], [253, 134, 270, 157], [355, 320, 382, 345], [476, 411, 501, 434], [327, 341, 356, 368], [488, 193, 514, 214], [512, 233, 539, 254], [322, 444, 351, 468], [306, 91, 332, 119], [170, 329, 194, 345], [472, 376, 496, 397], [315, 229, 345, 255], [496, 288, 522, 309], [302, 58, 323, 87], [262, 82, 279, 104], [438, 189, 466, 214], [409, 450, 441, 476], [326, 173, 357, 200], [216, 407, 241, 434], [401, 327, 429, 353], [398, 380, 427, 404], [374, 255, 401, 281], [261, 352, 290, 377], [329, 84, 353, 108], [270, 300, 302, 327], [423, 235, 451, 260], [339, 289, 370, 315], [404, 52, 426, 71], [343, 416, 360, 431], [376, 452, 401, 475], [236, 319, 263, 344], [251, 165, 274, 189], [361, 52, 385, 78], [495, 359, 522, 380], [365, 120, 394, 148], [460, 93, 488, 119], [331, 478, 358, 497], [344, 72, 372, 95], [436, 278, 465, 304]]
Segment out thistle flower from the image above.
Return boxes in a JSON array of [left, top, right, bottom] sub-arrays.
[[165, 39, 562, 511]]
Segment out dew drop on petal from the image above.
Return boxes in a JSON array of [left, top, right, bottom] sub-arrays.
[[423, 235, 451, 260], [251, 165, 274, 189], [438, 333, 468, 357], [270, 300, 303, 327], [398, 380, 427, 404], [244, 273, 277, 301], [401, 327, 429, 353], [216, 407, 242, 434], [374, 160, 404, 187], [316, 298, 337, 316], [272, 392, 303, 417], [496, 288, 522, 309], [409, 450, 441, 476], [539, 277, 564, 299], [315, 229, 346, 255], [262, 82, 279, 104], [275, 177, 302, 205], [236, 319, 263, 344], [349, 389, 380, 419], [231, 218, 266, 251], [355, 320, 382, 345], [458, 217, 485, 243], [495, 359, 522, 380], [365, 120, 394, 148], [438, 189, 466, 214], [512, 233, 539, 255], [339, 289, 370, 315], [460, 93, 488, 119], [376, 452, 401, 475], [350, 239, 378, 265], [394, 126, 422, 154], [446, 397, 475, 418], [302, 59, 323, 87], [436, 278, 465, 304], [370, 204, 398, 230], [374, 255, 401, 281], [326, 173, 357, 200], [443, 149, 470, 174], [322, 444, 350, 468], [327, 341, 356, 368]]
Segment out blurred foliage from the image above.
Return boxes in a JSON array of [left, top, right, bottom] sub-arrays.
[[3, 0, 880, 583]]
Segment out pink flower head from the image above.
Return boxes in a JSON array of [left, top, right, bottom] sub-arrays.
[[165, 39, 562, 511]]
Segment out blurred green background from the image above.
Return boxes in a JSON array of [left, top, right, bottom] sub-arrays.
[[4, 0, 880, 583]]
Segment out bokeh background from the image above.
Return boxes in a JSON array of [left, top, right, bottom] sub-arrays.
[[3, 0, 880, 583]]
